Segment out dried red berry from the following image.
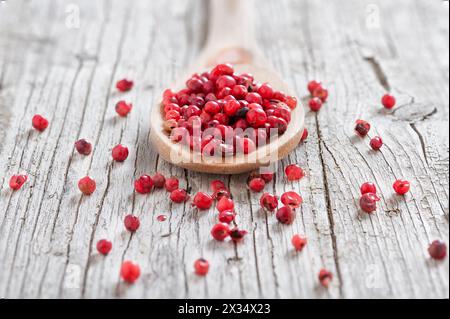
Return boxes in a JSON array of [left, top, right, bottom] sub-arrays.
[[193, 192, 213, 210], [285, 96, 298, 109], [281, 191, 303, 209], [211, 223, 230, 241], [260, 172, 274, 183], [307, 80, 322, 95], [124, 214, 140, 232], [248, 177, 266, 192], [216, 197, 235, 213], [170, 189, 189, 203], [355, 120, 371, 137], [211, 180, 227, 192], [115, 100, 132, 117], [32, 114, 49, 132], [301, 128, 308, 142], [134, 175, 154, 194], [78, 176, 96, 195], [218, 210, 236, 224], [359, 193, 380, 213], [428, 240, 447, 260], [213, 188, 231, 201], [96, 239, 112, 255], [276, 206, 295, 224], [381, 94, 396, 109], [360, 182, 376, 195], [260, 192, 278, 211], [230, 228, 248, 243], [285, 164, 305, 181], [194, 258, 210, 276], [152, 173, 165, 188], [165, 177, 179, 192], [75, 139, 92, 155], [312, 86, 328, 102], [9, 174, 28, 191], [308, 97, 323, 112], [291, 234, 307, 251], [393, 179, 410, 195], [112, 144, 129, 162], [370, 136, 383, 150], [120, 261, 140, 283], [318, 269, 333, 288], [116, 79, 133, 92]]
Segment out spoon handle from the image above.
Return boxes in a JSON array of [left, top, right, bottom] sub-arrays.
[[205, 0, 256, 50]]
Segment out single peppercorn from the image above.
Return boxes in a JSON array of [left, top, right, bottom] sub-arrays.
[[75, 139, 92, 155], [370, 136, 383, 150], [165, 177, 180, 192], [32, 114, 49, 132], [78, 176, 96, 195], [354, 119, 371, 137], [116, 79, 134, 92], [211, 223, 230, 241], [285, 164, 305, 181], [112, 144, 129, 162], [318, 269, 333, 288], [152, 173, 166, 188], [9, 174, 28, 191], [428, 240, 447, 260], [393, 179, 410, 195], [359, 193, 380, 213], [194, 258, 210, 276], [230, 228, 248, 243], [120, 261, 140, 283], [280, 191, 303, 209], [276, 206, 295, 224], [96, 239, 112, 255], [124, 214, 140, 232], [134, 175, 154, 194], [115, 100, 133, 117], [292, 234, 307, 252], [381, 94, 396, 109], [170, 189, 189, 203], [360, 182, 377, 195], [193, 192, 213, 210]]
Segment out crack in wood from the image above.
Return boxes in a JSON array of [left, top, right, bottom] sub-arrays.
[[363, 56, 391, 91]]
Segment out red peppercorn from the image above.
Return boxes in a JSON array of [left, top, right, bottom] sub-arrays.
[[9, 174, 28, 191], [134, 175, 154, 194], [232, 85, 248, 99], [211, 180, 227, 192], [216, 197, 235, 212], [193, 192, 213, 210], [230, 228, 248, 243], [246, 108, 267, 128], [124, 214, 140, 232], [312, 86, 329, 102], [211, 223, 230, 241], [152, 173, 165, 188], [260, 192, 278, 211], [307, 80, 322, 95], [75, 139, 92, 155], [428, 240, 447, 260], [96, 239, 112, 255], [359, 193, 380, 213], [276, 206, 295, 224], [245, 92, 263, 104], [393, 179, 410, 195], [78, 176, 96, 195], [116, 79, 133, 92], [170, 189, 189, 203], [291, 234, 307, 252], [218, 210, 236, 224], [285, 96, 298, 109], [281, 191, 303, 209], [257, 83, 274, 99], [120, 261, 140, 283], [318, 269, 333, 288], [194, 258, 210, 276], [285, 164, 305, 181], [165, 177, 179, 192], [115, 100, 133, 117], [112, 144, 129, 162], [223, 99, 240, 116], [32, 114, 49, 132], [381, 94, 396, 109], [204, 101, 221, 115], [248, 177, 266, 192], [235, 137, 256, 155], [260, 172, 274, 183], [301, 128, 308, 142], [360, 182, 377, 195], [354, 119, 371, 137], [308, 97, 323, 112], [370, 136, 383, 150]]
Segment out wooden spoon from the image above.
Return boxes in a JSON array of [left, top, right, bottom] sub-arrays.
[[150, 0, 305, 174]]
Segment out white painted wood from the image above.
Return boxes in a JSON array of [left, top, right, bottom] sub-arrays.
[[0, 0, 448, 299]]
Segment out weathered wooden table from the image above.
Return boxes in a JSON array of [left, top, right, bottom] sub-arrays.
[[0, 0, 448, 299]]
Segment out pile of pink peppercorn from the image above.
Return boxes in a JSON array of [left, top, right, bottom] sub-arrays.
[[7, 64, 447, 287]]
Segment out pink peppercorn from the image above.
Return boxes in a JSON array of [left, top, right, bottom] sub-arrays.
[[120, 261, 140, 283], [75, 139, 92, 155], [96, 239, 112, 255], [428, 240, 447, 260], [112, 144, 129, 162], [115, 100, 133, 117], [78, 176, 96, 195], [393, 179, 410, 195], [211, 223, 230, 241], [381, 94, 396, 109], [32, 114, 49, 132], [318, 269, 333, 288], [9, 174, 28, 191], [124, 214, 140, 232], [116, 79, 133, 92], [360, 182, 377, 195], [276, 206, 295, 224], [370, 136, 383, 150], [285, 164, 305, 181], [152, 173, 166, 188], [194, 258, 210, 276], [292, 235, 307, 252], [165, 177, 179, 192], [134, 175, 154, 194]]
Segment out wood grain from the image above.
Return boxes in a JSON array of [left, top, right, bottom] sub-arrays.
[[0, 0, 448, 298]]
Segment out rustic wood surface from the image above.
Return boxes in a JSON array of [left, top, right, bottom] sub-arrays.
[[0, 0, 448, 299]]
